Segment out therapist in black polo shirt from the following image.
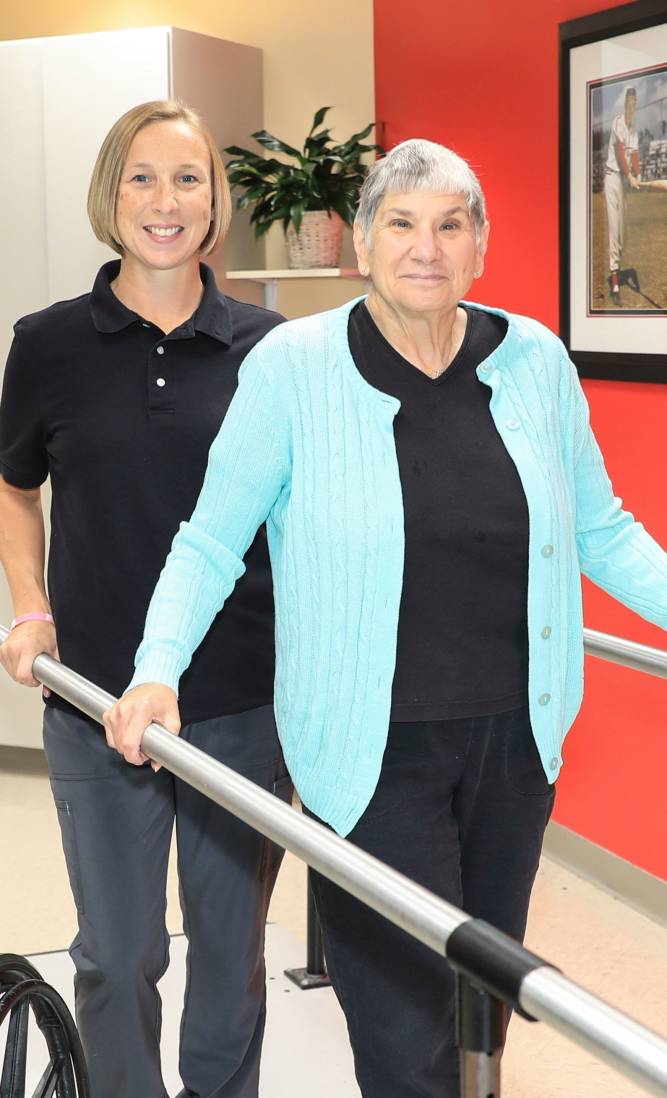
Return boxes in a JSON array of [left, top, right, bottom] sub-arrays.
[[0, 100, 289, 1098]]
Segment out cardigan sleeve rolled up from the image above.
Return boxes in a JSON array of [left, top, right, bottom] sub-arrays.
[[128, 339, 291, 694]]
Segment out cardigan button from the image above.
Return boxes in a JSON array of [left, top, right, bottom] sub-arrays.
[[549, 757, 559, 771], [541, 544, 554, 558], [541, 626, 552, 639], [539, 693, 551, 706], [506, 417, 520, 430]]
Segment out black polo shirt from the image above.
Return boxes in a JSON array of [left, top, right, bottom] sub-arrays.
[[0, 261, 283, 724]]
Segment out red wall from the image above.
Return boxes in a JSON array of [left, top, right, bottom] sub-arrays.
[[374, 0, 667, 879]]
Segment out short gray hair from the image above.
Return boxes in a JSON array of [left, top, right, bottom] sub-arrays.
[[355, 139, 487, 243]]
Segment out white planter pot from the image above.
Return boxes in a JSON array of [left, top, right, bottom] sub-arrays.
[[285, 210, 345, 269]]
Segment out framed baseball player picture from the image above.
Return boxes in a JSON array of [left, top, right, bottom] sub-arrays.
[[560, 0, 667, 382]]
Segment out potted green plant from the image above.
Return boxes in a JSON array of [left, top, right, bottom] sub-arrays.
[[224, 107, 382, 269]]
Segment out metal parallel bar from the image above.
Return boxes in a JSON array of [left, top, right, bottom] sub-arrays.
[[520, 969, 667, 1097], [11, 635, 467, 957], [457, 977, 504, 1098], [305, 877, 326, 977], [583, 627, 667, 679], [2, 625, 667, 1097], [284, 872, 331, 990]]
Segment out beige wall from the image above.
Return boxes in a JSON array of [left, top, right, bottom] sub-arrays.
[[1, 0, 375, 289]]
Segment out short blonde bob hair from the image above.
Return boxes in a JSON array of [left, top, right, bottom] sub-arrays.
[[87, 100, 231, 257]]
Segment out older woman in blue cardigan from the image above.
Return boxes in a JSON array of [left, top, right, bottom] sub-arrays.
[[105, 140, 667, 1097]]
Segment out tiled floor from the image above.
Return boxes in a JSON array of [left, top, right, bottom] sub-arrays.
[[1, 745, 666, 1097]]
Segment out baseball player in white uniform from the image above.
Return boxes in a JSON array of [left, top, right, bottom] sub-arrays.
[[604, 86, 641, 298]]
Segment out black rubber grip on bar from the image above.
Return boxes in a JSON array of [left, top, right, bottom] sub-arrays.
[[446, 918, 558, 1021]]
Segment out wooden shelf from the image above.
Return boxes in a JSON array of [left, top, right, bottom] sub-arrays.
[[226, 267, 364, 281], [225, 267, 366, 308]]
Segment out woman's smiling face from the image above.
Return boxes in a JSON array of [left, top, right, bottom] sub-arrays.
[[354, 190, 489, 317], [114, 120, 213, 273]]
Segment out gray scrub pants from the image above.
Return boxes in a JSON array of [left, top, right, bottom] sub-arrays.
[[43, 705, 292, 1098]]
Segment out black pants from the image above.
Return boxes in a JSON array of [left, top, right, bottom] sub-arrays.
[[308, 707, 555, 1098], [43, 705, 292, 1098]]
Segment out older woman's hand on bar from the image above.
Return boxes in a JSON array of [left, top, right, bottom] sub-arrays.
[[103, 683, 180, 766]]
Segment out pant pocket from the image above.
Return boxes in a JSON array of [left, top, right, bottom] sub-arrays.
[[259, 775, 293, 881], [54, 798, 86, 915]]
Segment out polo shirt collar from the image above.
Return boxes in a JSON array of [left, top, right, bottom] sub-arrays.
[[89, 260, 233, 345], [192, 263, 233, 344]]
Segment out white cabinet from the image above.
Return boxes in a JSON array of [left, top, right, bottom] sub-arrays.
[[0, 27, 264, 746]]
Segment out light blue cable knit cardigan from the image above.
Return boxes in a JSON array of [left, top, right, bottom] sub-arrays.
[[130, 297, 667, 836]]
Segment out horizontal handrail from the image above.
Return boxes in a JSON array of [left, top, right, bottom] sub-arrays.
[[584, 627, 667, 679], [1, 623, 666, 1097]]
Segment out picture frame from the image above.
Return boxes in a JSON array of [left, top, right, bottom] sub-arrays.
[[559, 0, 667, 382]]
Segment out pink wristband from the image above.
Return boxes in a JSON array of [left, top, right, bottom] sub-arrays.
[[10, 612, 55, 631]]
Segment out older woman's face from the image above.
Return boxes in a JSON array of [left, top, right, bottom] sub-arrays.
[[354, 191, 489, 316]]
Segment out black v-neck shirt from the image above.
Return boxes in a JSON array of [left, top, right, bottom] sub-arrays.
[[348, 301, 529, 721]]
